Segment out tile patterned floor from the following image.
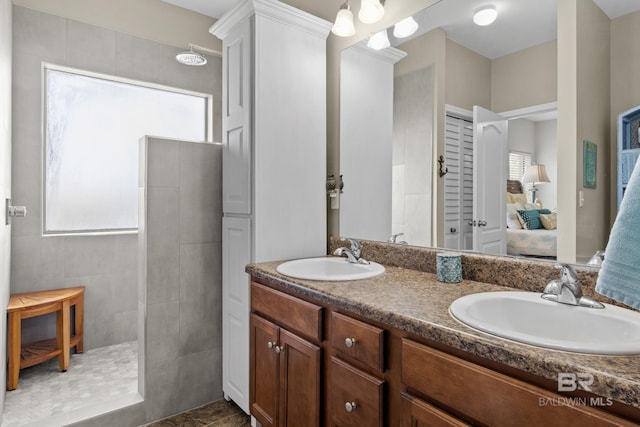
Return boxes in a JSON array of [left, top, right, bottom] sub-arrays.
[[145, 400, 250, 427], [2, 340, 249, 426], [2, 341, 138, 427]]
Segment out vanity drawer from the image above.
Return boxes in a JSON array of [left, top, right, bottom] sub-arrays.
[[329, 356, 384, 427], [401, 339, 636, 427], [400, 392, 470, 427], [251, 282, 323, 342], [330, 311, 384, 372]]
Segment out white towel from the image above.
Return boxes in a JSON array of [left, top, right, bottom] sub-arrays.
[[596, 158, 640, 310]]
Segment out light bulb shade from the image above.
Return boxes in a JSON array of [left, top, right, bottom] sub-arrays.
[[367, 29, 390, 50], [176, 48, 207, 66], [473, 7, 498, 26], [522, 165, 551, 184], [332, 6, 356, 37], [359, 0, 385, 24], [393, 16, 419, 38]]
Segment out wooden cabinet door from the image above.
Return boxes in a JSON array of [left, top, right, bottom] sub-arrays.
[[250, 314, 279, 427], [400, 392, 470, 427], [278, 328, 321, 427], [329, 356, 384, 427]]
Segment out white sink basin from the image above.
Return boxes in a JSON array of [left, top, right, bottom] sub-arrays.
[[276, 257, 385, 281], [449, 291, 640, 355]]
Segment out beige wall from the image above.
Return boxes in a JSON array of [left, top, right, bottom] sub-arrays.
[[12, 0, 221, 54], [575, 0, 610, 262], [491, 40, 557, 112], [610, 11, 640, 226], [445, 39, 491, 111], [558, 0, 611, 263]]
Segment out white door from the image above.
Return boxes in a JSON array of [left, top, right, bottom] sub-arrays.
[[222, 216, 251, 413], [472, 106, 507, 255], [444, 115, 473, 250]]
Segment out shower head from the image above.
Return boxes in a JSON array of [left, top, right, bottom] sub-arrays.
[[175, 47, 207, 66]]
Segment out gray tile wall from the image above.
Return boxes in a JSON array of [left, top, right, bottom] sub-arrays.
[[140, 137, 222, 422], [10, 5, 221, 350]]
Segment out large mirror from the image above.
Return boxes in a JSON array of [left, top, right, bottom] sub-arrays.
[[338, 0, 640, 266]]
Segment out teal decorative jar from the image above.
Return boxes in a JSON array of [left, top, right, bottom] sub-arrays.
[[436, 252, 462, 283]]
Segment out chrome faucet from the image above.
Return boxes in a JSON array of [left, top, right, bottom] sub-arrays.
[[333, 238, 370, 265], [387, 233, 408, 245], [541, 264, 604, 308]]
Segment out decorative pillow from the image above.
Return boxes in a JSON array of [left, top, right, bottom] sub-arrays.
[[517, 209, 544, 230], [506, 203, 524, 229], [524, 202, 538, 210], [540, 212, 557, 230], [507, 192, 527, 205]]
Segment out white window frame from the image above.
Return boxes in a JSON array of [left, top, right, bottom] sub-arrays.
[[42, 63, 213, 236], [509, 150, 532, 183]]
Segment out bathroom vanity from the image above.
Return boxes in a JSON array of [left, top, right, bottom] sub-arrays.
[[246, 241, 640, 426]]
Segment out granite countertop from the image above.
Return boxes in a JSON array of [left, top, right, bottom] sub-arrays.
[[247, 260, 640, 410]]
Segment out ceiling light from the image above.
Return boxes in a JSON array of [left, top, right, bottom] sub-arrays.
[[176, 47, 207, 66], [367, 29, 390, 50], [359, 0, 385, 24], [473, 6, 498, 26], [393, 16, 418, 39], [331, 2, 356, 37]]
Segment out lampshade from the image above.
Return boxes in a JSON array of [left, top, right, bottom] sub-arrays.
[[473, 6, 498, 26], [359, 0, 385, 24], [331, 3, 356, 37], [393, 16, 419, 39], [367, 30, 390, 50], [522, 164, 551, 184]]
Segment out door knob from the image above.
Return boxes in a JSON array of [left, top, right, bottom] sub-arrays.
[[5, 199, 27, 225], [478, 220, 488, 227]]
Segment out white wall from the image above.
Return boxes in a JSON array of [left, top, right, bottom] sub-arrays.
[[508, 118, 536, 157], [0, 0, 11, 416], [339, 44, 404, 242], [535, 119, 558, 210]]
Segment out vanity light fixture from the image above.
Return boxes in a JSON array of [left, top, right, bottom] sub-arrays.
[[367, 29, 390, 50], [359, 0, 386, 24], [175, 46, 207, 66], [393, 16, 418, 38], [473, 6, 498, 26], [331, 2, 356, 37]]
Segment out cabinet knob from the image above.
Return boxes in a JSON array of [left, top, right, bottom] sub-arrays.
[[274, 345, 282, 354], [345, 401, 357, 413], [267, 341, 275, 349], [344, 337, 357, 348]]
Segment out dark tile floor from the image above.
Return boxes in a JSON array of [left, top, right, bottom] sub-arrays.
[[145, 399, 250, 427]]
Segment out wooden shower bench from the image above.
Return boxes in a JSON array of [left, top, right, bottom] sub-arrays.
[[7, 286, 85, 390]]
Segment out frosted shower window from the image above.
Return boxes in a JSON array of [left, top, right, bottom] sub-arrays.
[[45, 67, 207, 233]]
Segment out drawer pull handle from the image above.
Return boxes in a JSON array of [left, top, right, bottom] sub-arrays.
[[345, 401, 357, 413], [345, 337, 357, 348]]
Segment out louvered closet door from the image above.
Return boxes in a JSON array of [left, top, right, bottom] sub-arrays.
[[444, 115, 473, 250]]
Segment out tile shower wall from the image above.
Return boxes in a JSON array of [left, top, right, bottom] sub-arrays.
[[10, 5, 221, 350], [139, 137, 222, 421]]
